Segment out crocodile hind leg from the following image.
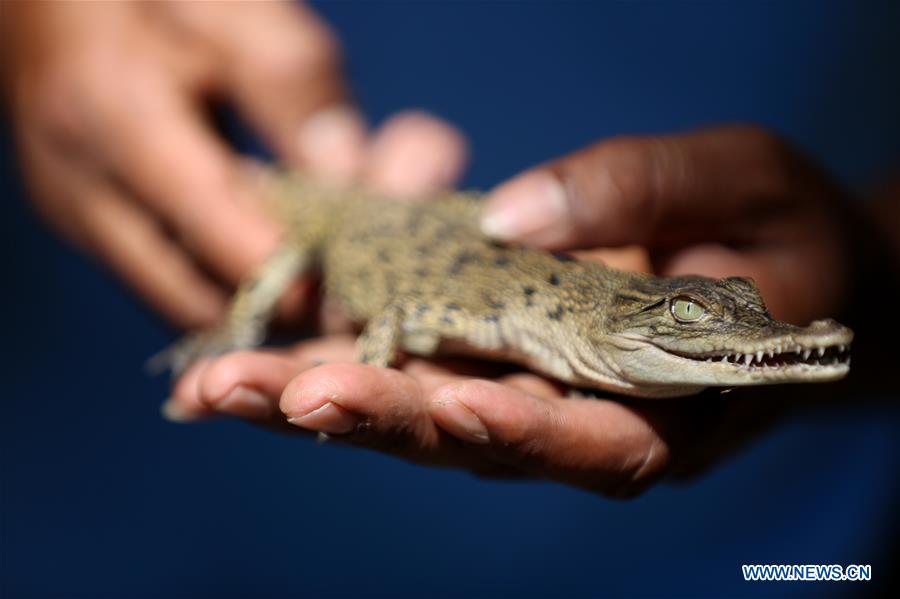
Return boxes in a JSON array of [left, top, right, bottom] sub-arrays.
[[148, 243, 312, 376], [355, 299, 452, 368]]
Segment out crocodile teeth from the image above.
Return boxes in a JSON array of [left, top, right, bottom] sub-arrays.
[[684, 339, 850, 369]]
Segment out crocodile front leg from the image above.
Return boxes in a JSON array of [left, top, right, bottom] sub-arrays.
[[148, 243, 311, 375]]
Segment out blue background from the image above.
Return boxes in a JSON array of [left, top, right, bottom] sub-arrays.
[[2, 2, 899, 597]]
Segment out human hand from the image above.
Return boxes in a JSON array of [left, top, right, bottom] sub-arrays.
[[170, 335, 691, 497], [0, 1, 464, 328], [481, 125, 851, 325]]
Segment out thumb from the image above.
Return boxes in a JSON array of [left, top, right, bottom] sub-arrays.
[[481, 125, 796, 250]]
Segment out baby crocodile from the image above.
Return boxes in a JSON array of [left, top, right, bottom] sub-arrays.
[[154, 172, 853, 398]]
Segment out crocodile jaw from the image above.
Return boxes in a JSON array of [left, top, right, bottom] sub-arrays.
[[608, 318, 853, 393]]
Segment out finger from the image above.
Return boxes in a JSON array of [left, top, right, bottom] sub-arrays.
[[280, 363, 452, 458], [481, 125, 801, 249], [160, 1, 364, 181], [363, 111, 469, 196], [429, 380, 670, 496], [295, 106, 367, 183], [280, 362, 497, 470], [163, 359, 216, 423], [163, 335, 359, 424], [197, 351, 301, 421], [86, 52, 280, 286], [18, 130, 227, 328], [79, 181, 229, 328]]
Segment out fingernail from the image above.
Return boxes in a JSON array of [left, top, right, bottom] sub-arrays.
[[297, 106, 365, 182], [287, 402, 358, 435], [160, 398, 199, 423], [216, 386, 272, 419], [481, 170, 569, 240], [431, 399, 490, 444]]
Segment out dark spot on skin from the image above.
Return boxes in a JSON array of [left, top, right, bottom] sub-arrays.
[[552, 251, 576, 263], [547, 305, 565, 321], [489, 301, 505, 310], [493, 255, 511, 267], [415, 268, 429, 278], [522, 286, 537, 307], [449, 251, 477, 275], [416, 303, 430, 314], [548, 274, 561, 286], [484, 315, 500, 323], [446, 302, 461, 311]]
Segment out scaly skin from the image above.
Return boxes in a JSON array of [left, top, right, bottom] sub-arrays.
[[153, 172, 853, 398]]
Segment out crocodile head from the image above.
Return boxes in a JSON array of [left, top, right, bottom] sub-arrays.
[[593, 274, 852, 398]]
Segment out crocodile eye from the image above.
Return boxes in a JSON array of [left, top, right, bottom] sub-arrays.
[[671, 297, 706, 323]]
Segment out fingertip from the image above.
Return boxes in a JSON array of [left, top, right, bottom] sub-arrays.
[[429, 395, 490, 445], [164, 359, 216, 423], [160, 397, 205, 424], [197, 352, 254, 407], [365, 110, 469, 196], [280, 363, 401, 416], [170, 358, 210, 404], [281, 363, 429, 440], [280, 363, 363, 420], [197, 351, 297, 419], [295, 105, 367, 183], [481, 170, 572, 247], [430, 379, 542, 447]]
